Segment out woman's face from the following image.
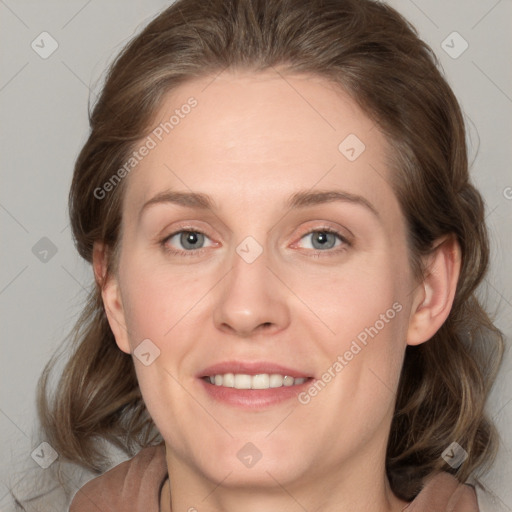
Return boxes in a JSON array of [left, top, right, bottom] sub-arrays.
[[102, 70, 423, 493]]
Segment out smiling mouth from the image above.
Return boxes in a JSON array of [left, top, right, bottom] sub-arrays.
[[202, 373, 310, 389]]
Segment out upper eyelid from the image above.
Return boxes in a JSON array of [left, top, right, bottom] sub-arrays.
[[163, 218, 351, 236]]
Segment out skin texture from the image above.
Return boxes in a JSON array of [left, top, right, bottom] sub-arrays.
[[94, 69, 461, 512]]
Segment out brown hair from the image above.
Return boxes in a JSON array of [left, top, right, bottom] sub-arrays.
[[38, 0, 504, 501]]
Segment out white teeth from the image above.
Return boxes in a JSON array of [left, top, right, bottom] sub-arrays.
[[252, 374, 270, 389], [283, 376, 294, 387], [206, 373, 308, 389], [234, 374, 252, 389], [269, 374, 284, 388], [223, 373, 235, 388]]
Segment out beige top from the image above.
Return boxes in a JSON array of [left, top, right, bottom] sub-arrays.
[[69, 445, 479, 511]]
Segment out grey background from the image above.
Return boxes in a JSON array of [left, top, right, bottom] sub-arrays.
[[1, 0, 511, 510]]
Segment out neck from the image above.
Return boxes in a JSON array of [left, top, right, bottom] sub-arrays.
[[160, 446, 409, 512]]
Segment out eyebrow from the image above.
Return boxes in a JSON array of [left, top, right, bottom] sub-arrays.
[[139, 188, 379, 219], [287, 190, 379, 218]]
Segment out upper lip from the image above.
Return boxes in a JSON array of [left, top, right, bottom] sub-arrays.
[[199, 361, 312, 379]]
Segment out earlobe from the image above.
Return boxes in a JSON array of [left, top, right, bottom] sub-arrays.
[[406, 236, 461, 346], [92, 242, 131, 354]]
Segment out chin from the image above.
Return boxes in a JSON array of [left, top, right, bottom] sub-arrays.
[[189, 434, 313, 488]]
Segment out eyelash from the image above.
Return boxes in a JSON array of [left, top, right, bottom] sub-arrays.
[[159, 225, 351, 258]]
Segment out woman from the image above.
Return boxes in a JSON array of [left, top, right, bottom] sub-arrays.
[[38, 0, 504, 510]]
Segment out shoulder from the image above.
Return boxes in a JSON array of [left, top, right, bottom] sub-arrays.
[[406, 472, 479, 511], [69, 445, 167, 512]]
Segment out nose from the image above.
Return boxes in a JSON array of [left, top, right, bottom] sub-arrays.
[[213, 245, 290, 337]]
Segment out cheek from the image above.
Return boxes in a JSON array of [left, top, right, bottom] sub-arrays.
[[119, 260, 209, 346], [291, 255, 403, 341], [296, 284, 407, 455], [292, 255, 409, 399]]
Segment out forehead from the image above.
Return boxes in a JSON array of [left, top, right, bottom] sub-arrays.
[[122, 69, 398, 221]]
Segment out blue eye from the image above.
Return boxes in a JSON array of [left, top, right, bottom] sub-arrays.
[[162, 230, 213, 255], [159, 227, 349, 258], [298, 229, 347, 251], [301, 231, 339, 250], [177, 231, 205, 250]]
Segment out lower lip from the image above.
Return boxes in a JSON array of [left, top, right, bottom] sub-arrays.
[[199, 378, 313, 409]]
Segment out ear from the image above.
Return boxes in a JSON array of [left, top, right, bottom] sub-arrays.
[[92, 241, 131, 354], [406, 235, 461, 346]]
